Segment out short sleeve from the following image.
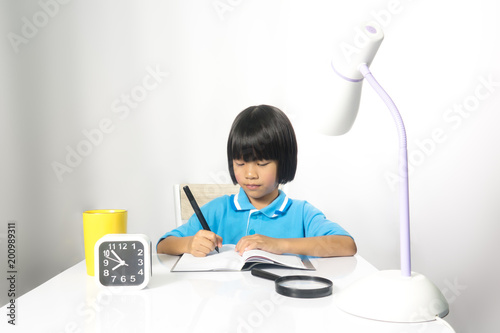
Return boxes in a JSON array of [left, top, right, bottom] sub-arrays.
[[302, 201, 352, 238]]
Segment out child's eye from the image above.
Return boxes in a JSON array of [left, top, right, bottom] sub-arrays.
[[257, 161, 270, 166], [234, 161, 244, 166]]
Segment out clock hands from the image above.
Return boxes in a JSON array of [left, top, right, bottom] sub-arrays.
[[110, 249, 128, 270], [105, 256, 121, 264], [111, 250, 123, 262], [112, 262, 126, 270]]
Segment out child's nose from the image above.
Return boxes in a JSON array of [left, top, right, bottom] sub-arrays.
[[245, 165, 258, 178]]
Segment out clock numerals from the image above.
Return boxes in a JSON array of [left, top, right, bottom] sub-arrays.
[[107, 242, 128, 250], [95, 234, 151, 289], [98, 241, 146, 286]]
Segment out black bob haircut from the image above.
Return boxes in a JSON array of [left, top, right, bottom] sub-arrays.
[[227, 105, 298, 185]]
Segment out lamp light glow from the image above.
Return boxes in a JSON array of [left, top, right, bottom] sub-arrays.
[[325, 22, 450, 323]]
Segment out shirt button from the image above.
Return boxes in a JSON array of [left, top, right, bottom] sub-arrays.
[[249, 229, 255, 235]]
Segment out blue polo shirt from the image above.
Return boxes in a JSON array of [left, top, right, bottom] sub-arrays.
[[158, 187, 352, 246]]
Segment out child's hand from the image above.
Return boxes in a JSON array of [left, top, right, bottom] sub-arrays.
[[188, 230, 223, 257], [235, 234, 283, 255]]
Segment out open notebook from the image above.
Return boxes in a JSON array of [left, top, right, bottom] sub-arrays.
[[171, 244, 315, 272]]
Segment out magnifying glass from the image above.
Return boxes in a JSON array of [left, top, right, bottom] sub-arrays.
[[251, 268, 333, 298]]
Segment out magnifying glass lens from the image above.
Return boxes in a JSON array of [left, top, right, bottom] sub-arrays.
[[279, 280, 330, 290], [251, 268, 333, 298]]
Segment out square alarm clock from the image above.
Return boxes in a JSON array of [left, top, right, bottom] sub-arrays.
[[94, 234, 152, 289]]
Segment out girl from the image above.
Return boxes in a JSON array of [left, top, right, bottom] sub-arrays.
[[157, 105, 356, 257]]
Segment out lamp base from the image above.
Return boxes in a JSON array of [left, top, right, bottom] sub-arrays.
[[335, 270, 449, 323]]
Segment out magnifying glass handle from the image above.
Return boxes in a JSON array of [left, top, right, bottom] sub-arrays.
[[251, 268, 281, 281]]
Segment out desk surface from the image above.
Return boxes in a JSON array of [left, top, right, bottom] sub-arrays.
[[1, 254, 454, 333]]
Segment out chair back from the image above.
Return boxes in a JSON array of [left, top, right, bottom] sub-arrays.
[[174, 184, 240, 226]]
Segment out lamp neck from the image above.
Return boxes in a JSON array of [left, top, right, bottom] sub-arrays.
[[358, 63, 411, 277]]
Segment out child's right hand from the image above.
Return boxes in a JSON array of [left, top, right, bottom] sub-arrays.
[[188, 230, 223, 257]]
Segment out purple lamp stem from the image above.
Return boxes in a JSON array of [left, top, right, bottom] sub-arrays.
[[359, 63, 412, 277]]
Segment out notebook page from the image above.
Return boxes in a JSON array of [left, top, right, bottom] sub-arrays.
[[241, 249, 306, 269], [172, 244, 243, 271]]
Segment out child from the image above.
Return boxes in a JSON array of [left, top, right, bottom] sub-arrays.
[[157, 105, 356, 257]]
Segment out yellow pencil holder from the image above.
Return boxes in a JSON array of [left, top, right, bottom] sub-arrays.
[[83, 209, 127, 276]]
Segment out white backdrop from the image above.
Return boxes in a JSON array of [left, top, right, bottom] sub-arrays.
[[1, 0, 499, 332]]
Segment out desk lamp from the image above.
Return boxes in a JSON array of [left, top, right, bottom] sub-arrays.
[[321, 22, 449, 323]]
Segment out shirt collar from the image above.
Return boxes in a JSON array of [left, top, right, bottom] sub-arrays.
[[231, 187, 291, 218]]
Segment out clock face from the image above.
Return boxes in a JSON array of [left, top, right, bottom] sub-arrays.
[[97, 240, 148, 287]]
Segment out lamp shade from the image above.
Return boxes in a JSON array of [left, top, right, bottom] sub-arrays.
[[332, 22, 384, 82], [316, 22, 384, 136], [314, 76, 363, 136]]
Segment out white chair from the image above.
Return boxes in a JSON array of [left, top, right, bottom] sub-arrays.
[[173, 184, 241, 227]]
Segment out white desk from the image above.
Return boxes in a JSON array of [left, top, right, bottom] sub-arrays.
[[1, 254, 454, 333]]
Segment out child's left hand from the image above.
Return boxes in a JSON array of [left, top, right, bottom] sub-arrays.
[[235, 234, 283, 255]]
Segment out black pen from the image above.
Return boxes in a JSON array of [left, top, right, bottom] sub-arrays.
[[183, 185, 220, 253]]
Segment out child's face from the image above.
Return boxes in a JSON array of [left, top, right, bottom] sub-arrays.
[[232, 159, 279, 209]]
